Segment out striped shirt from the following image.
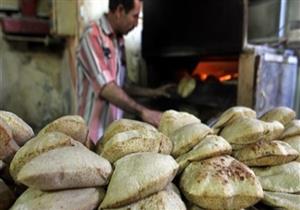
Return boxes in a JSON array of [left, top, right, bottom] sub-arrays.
[[76, 14, 126, 144]]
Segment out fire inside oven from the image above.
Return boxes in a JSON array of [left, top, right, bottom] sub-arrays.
[[192, 61, 238, 83]]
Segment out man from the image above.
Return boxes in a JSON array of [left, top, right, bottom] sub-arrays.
[[76, 0, 169, 145]]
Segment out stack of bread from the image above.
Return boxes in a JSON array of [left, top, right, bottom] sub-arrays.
[[216, 106, 300, 210], [1, 106, 300, 210], [251, 107, 300, 210], [97, 119, 185, 210], [5, 115, 112, 210], [159, 109, 264, 210], [0, 111, 34, 210]]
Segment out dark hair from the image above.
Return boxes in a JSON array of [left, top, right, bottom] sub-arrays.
[[109, 0, 140, 13]]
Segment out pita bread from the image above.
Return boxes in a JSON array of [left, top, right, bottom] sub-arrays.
[[159, 132, 174, 154], [280, 120, 300, 139], [0, 110, 34, 146], [180, 155, 263, 210], [284, 136, 300, 161], [170, 123, 212, 158], [262, 191, 300, 210], [252, 162, 300, 193], [259, 107, 296, 126], [102, 184, 186, 210], [159, 110, 200, 137], [10, 187, 104, 210], [38, 115, 88, 144], [177, 75, 196, 98], [262, 121, 284, 141], [176, 135, 232, 173], [17, 146, 112, 190], [212, 106, 256, 134], [185, 199, 248, 210], [165, 183, 181, 196], [220, 118, 265, 145], [101, 119, 157, 145], [100, 129, 172, 163], [0, 118, 19, 160], [187, 205, 202, 210], [230, 142, 257, 150], [187, 206, 245, 210], [233, 140, 299, 166], [100, 152, 178, 209], [0, 178, 15, 210], [10, 132, 79, 181]]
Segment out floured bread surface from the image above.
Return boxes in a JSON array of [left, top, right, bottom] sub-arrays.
[[171, 123, 212, 158], [261, 121, 284, 141], [100, 152, 179, 209], [0, 118, 19, 160], [100, 129, 172, 163], [212, 106, 256, 134], [176, 135, 232, 173], [0, 110, 34, 146], [281, 120, 300, 139], [262, 191, 300, 210], [180, 155, 263, 210], [159, 110, 200, 137], [284, 136, 300, 161], [102, 184, 186, 210], [230, 142, 258, 151], [17, 146, 112, 190], [252, 162, 300, 193], [10, 187, 104, 210], [10, 132, 78, 181], [101, 119, 157, 145], [38, 115, 88, 144], [259, 106, 296, 126], [220, 118, 265, 145], [233, 140, 299, 166]]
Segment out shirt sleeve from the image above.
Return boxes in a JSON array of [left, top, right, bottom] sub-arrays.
[[77, 26, 114, 95]]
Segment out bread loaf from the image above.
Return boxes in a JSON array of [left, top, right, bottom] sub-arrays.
[[180, 156, 263, 210], [38, 115, 88, 144], [17, 146, 112, 190], [259, 106, 296, 126], [100, 152, 178, 209], [10, 132, 78, 180], [0, 110, 34, 146], [10, 187, 104, 210]]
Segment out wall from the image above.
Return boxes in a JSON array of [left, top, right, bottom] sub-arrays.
[[81, 0, 108, 24], [0, 30, 74, 132], [286, 0, 300, 44], [286, 1, 300, 117], [248, 0, 281, 42]]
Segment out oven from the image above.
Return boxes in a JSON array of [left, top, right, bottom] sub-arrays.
[[141, 0, 298, 123]]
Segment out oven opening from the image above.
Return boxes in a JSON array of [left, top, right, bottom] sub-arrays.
[[143, 57, 239, 124]]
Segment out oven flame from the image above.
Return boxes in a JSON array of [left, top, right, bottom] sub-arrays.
[[219, 74, 232, 81], [192, 61, 238, 82]]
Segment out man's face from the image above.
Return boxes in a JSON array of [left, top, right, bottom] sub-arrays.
[[116, 0, 141, 35]]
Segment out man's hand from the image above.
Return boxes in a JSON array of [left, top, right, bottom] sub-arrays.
[[140, 108, 162, 127], [101, 82, 162, 127], [151, 83, 176, 98]]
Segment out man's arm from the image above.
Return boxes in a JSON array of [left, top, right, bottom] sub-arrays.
[[101, 82, 162, 126], [124, 82, 175, 98]]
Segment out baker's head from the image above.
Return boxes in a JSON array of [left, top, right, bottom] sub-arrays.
[[109, 0, 141, 35]]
